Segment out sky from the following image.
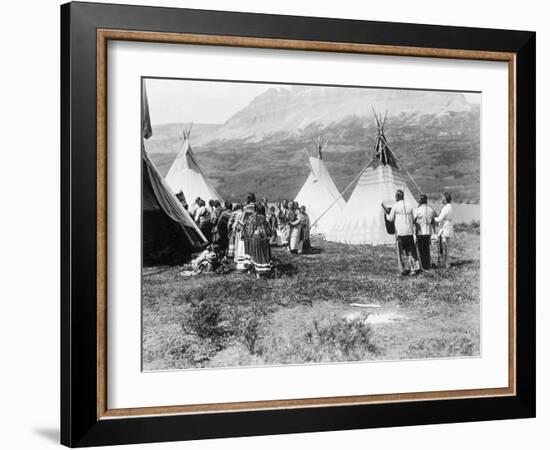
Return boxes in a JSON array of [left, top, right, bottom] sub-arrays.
[[145, 78, 481, 126], [146, 78, 269, 125]]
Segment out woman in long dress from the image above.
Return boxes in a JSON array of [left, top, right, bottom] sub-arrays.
[[244, 207, 273, 278], [277, 200, 290, 247], [212, 201, 231, 257], [287, 201, 302, 254], [234, 193, 257, 272], [232, 207, 244, 264], [298, 205, 310, 254], [267, 206, 279, 245], [227, 203, 241, 259], [434, 191, 454, 268], [195, 199, 212, 243]]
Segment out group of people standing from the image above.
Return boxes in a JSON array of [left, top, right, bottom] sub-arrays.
[[176, 192, 313, 278], [271, 199, 311, 254], [177, 189, 454, 278], [383, 190, 454, 275]]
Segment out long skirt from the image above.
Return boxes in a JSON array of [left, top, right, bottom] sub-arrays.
[[297, 224, 309, 254], [244, 232, 251, 256], [303, 227, 311, 252], [200, 222, 212, 243], [227, 232, 236, 258], [248, 235, 272, 276], [212, 229, 229, 255], [234, 231, 250, 271], [289, 225, 301, 253]]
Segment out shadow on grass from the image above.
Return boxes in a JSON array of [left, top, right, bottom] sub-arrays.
[[451, 259, 477, 267], [273, 261, 299, 277], [304, 247, 324, 255]]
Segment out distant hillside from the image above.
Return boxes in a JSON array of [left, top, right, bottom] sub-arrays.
[[146, 87, 480, 203], [146, 123, 222, 154]]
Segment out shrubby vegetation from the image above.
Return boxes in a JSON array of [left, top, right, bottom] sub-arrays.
[[143, 230, 480, 370], [454, 220, 480, 234]]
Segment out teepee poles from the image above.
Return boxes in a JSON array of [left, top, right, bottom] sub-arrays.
[[372, 108, 423, 196], [312, 135, 328, 159], [309, 110, 386, 232], [314, 110, 423, 233], [377, 133, 423, 196], [181, 122, 193, 139]]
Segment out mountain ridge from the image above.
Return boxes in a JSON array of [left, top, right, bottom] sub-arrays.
[[145, 86, 480, 202]]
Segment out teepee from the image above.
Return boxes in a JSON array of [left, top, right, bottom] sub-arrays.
[[165, 124, 223, 207], [326, 112, 417, 245], [294, 137, 345, 235], [141, 81, 207, 265], [143, 148, 207, 265]]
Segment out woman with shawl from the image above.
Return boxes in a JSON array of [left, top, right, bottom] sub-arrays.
[[244, 205, 273, 278], [227, 203, 241, 259], [234, 193, 257, 272], [267, 206, 279, 245], [298, 205, 310, 254], [287, 201, 302, 254], [212, 201, 232, 257], [277, 199, 290, 247]]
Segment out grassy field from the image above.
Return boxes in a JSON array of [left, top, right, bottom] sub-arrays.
[[142, 226, 480, 371]]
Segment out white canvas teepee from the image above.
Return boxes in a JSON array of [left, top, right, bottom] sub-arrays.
[[294, 138, 345, 235], [165, 124, 223, 207], [326, 113, 416, 245]]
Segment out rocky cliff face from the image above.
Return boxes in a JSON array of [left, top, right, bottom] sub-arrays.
[[194, 86, 473, 144]]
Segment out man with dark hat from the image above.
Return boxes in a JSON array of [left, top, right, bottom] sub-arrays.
[[385, 189, 421, 275], [414, 194, 436, 270]]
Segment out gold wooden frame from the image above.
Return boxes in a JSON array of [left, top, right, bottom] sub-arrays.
[[96, 29, 516, 420]]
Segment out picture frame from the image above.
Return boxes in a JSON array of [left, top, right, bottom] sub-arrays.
[[61, 1, 535, 447]]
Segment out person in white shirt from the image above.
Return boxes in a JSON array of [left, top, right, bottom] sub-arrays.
[[414, 194, 436, 270], [193, 200, 205, 223], [189, 197, 201, 217], [434, 191, 454, 268], [385, 189, 421, 275]]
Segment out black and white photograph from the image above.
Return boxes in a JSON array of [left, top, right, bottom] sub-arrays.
[[0, 0, 542, 447], [141, 78, 481, 371]]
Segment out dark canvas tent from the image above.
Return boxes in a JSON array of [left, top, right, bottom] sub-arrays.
[[142, 80, 207, 266], [142, 148, 207, 265]]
